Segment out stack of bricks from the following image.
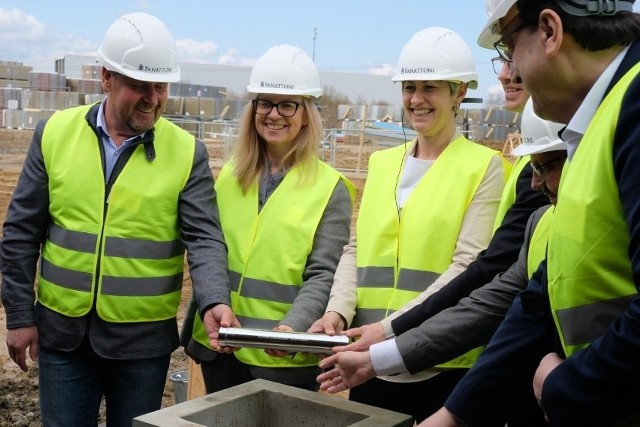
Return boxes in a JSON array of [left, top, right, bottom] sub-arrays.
[[0, 61, 32, 90]]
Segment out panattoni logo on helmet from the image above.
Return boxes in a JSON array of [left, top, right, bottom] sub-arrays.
[[401, 67, 435, 74], [260, 80, 295, 89], [137, 64, 175, 73]]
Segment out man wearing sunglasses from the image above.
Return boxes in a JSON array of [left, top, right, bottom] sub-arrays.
[[422, 0, 640, 425]]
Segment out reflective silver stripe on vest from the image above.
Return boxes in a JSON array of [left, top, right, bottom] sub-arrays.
[[229, 271, 242, 292], [557, 295, 635, 346], [238, 277, 299, 304], [397, 268, 439, 292], [353, 308, 389, 326], [41, 258, 92, 292], [104, 236, 184, 259], [357, 266, 394, 287], [357, 266, 438, 291], [48, 223, 183, 260], [236, 315, 279, 330], [101, 273, 182, 296], [48, 223, 97, 253]]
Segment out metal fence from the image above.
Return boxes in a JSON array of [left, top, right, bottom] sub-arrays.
[[0, 115, 518, 176], [169, 118, 486, 175]]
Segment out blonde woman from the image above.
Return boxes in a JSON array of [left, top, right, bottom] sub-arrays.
[[184, 44, 355, 392]]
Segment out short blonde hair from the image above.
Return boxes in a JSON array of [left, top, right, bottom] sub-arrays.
[[232, 97, 322, 193]]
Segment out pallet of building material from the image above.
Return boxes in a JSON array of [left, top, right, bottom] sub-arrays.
[[0, 63, 32, 81], [67, 78, 102, 94], [0, 79, 29, 89], [2, 109, 54, 130], [0, 67, 11, 80], [29, 72, 67, 92], [11, 65, 31, 81], [0, 88, 22, 109], [22, 90, 79, 111]]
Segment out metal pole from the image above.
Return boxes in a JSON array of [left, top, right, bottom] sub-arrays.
[[312, 27, 318, 62]]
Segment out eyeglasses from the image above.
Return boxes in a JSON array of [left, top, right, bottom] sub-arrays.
[[530, 155, 567, 178], [494, 40, 514, 64], [252, 98, 301, 117], [493, 17, 527, 64], [491, 57, 511, 75]]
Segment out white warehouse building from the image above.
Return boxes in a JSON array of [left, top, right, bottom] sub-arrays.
[[56, 54, 402, 105]]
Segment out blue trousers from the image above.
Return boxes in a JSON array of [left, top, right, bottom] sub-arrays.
[[38, 338, 170, 427]]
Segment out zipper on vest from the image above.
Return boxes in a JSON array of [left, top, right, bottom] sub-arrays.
[[92, 137, 152, 307]]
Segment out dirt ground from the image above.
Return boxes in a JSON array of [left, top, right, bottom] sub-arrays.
[[0, 127, 367, 425], [0, 273, 192, 426]]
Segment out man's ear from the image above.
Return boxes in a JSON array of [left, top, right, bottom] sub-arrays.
[[538, 9, 564, 58], [101, 67, 114, 93]]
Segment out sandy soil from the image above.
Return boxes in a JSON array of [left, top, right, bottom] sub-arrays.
[[0, 128, 367, 425]]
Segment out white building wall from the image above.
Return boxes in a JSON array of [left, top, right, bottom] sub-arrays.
[[58, 54, 400, 104]]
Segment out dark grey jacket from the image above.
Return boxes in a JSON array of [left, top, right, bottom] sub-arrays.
[[397, 205, 551, 373]]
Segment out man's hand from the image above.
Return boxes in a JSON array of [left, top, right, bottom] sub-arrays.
[[335, 322, 386, 352], [533, 352, 562, 422], [317, 350, 375, 393], [307, 311, 346, 335], [6, 326, 38, 372], [203, 304, 240, 354]]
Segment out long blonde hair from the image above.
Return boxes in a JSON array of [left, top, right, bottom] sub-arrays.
[[232, 97, 323, 193]]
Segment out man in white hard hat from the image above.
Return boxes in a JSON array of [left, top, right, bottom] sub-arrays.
[[422, 0, 640, 425], [485, 0, 532, 112], [318, 99, 564, 427], [0, 12, 235, 425]]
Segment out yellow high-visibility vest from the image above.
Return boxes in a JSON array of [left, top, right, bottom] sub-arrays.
[[548, 62, 640, 356], [527, 207, 553, 278], [493, 156, 530, 232], [192, 159, 355, 367], [38, 105, 194, 322], [355, 136, 509, 368]]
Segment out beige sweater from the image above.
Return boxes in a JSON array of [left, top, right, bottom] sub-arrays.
[[325, 148, 506, 382]]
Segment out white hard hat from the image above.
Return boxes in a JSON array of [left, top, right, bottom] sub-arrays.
[[512, 98, 566, 156], [391, 27, 478, 89], [247, 45, 322, 99], [97, 12, 180, 83], [478, 0, 636, 50], [478, 0, 518, 49]]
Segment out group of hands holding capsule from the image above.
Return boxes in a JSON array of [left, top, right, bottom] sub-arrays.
[[204, 304, 381, 394]]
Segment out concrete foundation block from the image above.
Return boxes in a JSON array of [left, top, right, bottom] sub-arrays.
[[133, 379, 413, 427]]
